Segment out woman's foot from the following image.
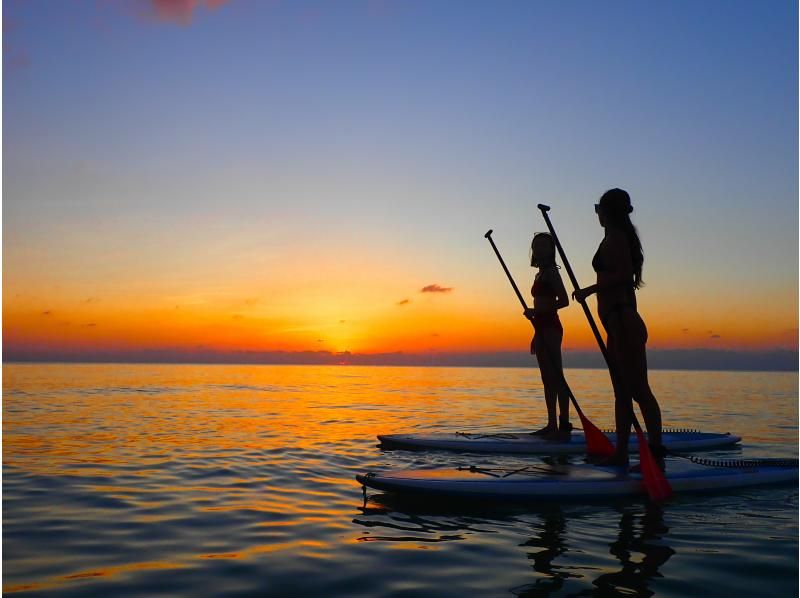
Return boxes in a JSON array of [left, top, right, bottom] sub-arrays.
[[530, 424, 556, 436], [547, 422, 572, 442]]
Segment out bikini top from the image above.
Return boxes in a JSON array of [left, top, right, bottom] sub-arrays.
[[591, 247, 605, 273], [593, 245, 637, 302], [532, 273, 556, 297]]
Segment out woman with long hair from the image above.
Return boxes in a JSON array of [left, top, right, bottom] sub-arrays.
[[572, 189, 665, 468], [526, 232, 571, 440]]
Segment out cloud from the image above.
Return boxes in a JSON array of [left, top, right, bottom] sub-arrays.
[[681, 328, 689, 333], [41, 311, 52, 316], [3, 14, 30, 75], [421, 284, 453, 294], [397, 299, 410, 306], [710, 334, 721, 339], [83, 323, 97, 327], [147, 0, 231, 24], [5, 347, 797, 372], [232, 314, 244, 320]]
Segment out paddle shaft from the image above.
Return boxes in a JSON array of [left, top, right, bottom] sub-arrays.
[[536, 205, 610, 364], [484, 230, 586, 420], [484, 230, 528, 310]]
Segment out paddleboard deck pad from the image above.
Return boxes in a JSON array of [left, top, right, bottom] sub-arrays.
[[357, 458, 798, 501], [378, 429, 741, 454]]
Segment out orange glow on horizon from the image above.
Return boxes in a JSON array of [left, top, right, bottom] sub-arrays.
[[4, 289, 796, 358]]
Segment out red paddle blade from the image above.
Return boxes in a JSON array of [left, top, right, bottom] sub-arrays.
[[577, 412, 615, 457], [634, 427, 672, 501]]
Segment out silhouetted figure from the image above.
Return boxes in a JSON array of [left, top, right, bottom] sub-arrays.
[[572, 189, 665, 469], [525, 233, 571, 440]]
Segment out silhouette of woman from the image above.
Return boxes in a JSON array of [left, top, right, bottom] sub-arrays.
[[525, 232, 571, 440], [572, 189, 665, 468]]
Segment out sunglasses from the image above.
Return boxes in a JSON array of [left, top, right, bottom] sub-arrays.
[[594, 203, 601, 213]]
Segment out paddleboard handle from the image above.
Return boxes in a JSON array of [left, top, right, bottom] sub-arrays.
[[537, 204, 551, 212], [484, 229, 493, 238]]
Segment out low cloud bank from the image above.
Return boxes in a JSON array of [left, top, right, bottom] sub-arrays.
[[4, 347, 797, 372]]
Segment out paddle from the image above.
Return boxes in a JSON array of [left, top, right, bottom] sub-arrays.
[[536, 205, 672, 501], [484, 229, 615, 457]]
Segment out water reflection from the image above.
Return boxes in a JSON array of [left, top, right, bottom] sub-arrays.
[[512, 506, 574, 595], [582, 504, 673, 597], [355, 496, 675, 597], [4, 364, 796, 596]]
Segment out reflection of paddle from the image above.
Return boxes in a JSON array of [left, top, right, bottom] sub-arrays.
[[484, 230, 614, 457], [536, 205, 672, 501]]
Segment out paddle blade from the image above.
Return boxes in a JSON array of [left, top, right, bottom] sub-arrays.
[[634, 426, 672, 501], [576, 411, 615, 457]]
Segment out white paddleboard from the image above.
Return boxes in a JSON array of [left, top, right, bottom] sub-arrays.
[[357, 458, 798, 501], [377, 429, 741, 454]]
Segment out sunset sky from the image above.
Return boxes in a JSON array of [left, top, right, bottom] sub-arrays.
[[3, 0, 798, 363]]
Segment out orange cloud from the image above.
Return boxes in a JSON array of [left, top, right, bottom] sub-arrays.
[[421, 284, 452, 293], [148, 0, 230, 24], [2, 18, 29, 74]]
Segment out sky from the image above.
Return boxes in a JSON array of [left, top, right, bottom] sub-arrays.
[[3, 0, 798, 365]]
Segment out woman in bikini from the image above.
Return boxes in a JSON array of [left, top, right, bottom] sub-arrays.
[[525, 232, 571, 440], [572, 188, 665, 468]]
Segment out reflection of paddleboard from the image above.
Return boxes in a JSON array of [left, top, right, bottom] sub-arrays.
[[357, 459, 798, 501], [377, 429, 741, 454]]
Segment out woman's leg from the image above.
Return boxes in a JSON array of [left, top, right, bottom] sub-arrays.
[[617, 312, 663, 449], [608, 329, 633, 461], [534, 333, 558, 432], [536, 328, 571, 439], [547, 329, 570, 429]]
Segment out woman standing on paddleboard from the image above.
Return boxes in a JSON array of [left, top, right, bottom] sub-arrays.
[[525, 232, 571, 440], [572, 189, 665, 469]]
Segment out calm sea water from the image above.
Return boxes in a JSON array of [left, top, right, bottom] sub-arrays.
[[3, 363, 798, 596]]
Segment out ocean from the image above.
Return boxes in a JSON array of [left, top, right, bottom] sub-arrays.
[[3, 363, 798, 596]]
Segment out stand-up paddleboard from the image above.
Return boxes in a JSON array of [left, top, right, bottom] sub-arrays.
[[378, 428, 741, 455], [357, 458, 798, 501]]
